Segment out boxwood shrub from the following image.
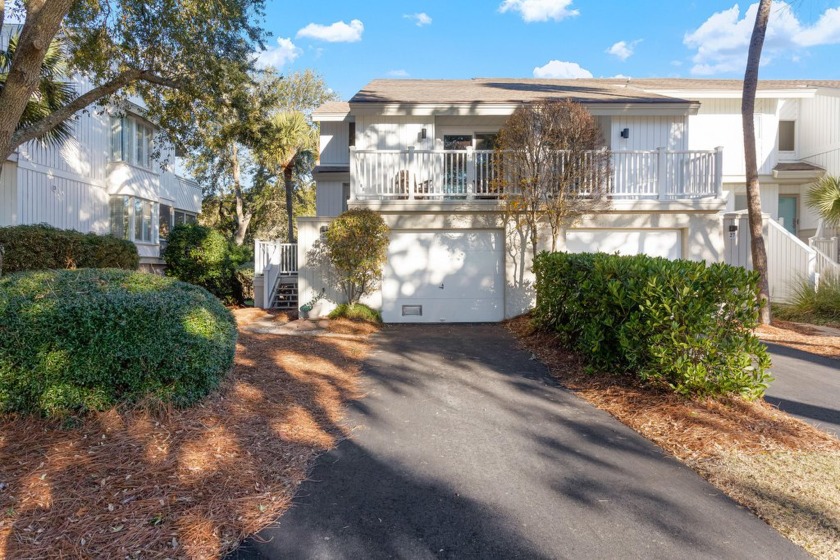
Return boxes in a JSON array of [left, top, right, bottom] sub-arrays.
[[533, 252, 772, 398], [0, 224, 139, 274], [0, 268, 237, 417], [163, 223, 252, 304]]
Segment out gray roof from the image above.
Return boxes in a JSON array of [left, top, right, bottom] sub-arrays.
[[315, 77, 840, 114], [349, 78, 693, 105]]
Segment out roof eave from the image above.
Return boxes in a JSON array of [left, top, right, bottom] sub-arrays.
[[349, 101, 700, 117]]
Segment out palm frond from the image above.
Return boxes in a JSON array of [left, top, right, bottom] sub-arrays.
[[807, 175, 840, 226]]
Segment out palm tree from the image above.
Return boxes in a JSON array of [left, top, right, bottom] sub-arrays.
[[259, 111, 316, 243], [0, 35, 75, 147], [742, 0, 772, 324], [807, 175, 840, 227]]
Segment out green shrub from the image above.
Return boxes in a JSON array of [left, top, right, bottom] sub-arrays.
[[324, 209, 390, 304], [0, 268, 237, 417], [235, 261, 255, 302], [0, 224, 138, 274], [774, 273, 840, 325], [533, 252, 772, 398], [163, 223, 253, 304], [328, 303, 383, 324]]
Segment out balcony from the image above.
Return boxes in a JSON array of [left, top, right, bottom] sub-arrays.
[[350, 147, 723, 202]]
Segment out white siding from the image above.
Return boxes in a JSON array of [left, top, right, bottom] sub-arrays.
[[320, 121, 350, 165], [799, 91, 840, 174], [315, 181, 347, 217], [18, 77, 110, 183], [0, 161, 18, 226], [611, 115, 687, 151], [355, 115, 435, 151], [16, 166, 109, 233], [689, 98, 776, 177]]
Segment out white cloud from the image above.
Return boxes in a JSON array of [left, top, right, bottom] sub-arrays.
[[533, 60, 593, 79], [404, 12, 432, 26], [499, 0, 579, 22], [296, 19, 364, 43], [388, 69, 410, 77], [255, 37, 302, 69], [606, 40, 641, 61], [684, 2, 840, 75]]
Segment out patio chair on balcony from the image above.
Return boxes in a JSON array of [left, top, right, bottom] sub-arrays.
[[394, 169, 413, 199]]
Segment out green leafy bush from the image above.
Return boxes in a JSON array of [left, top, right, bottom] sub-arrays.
[[163, 223, 253, 304], [0, 268, 237, 417], [533, 252, 772, 398], [328, 303, 383, 324], [235, 261, 255, 302], [324, 209, 390, 304], [0, 224, 138, 274]]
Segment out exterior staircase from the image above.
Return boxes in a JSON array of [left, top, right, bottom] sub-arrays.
[[271, 281, 298, 310]]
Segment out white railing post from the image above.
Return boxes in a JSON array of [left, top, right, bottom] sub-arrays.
[[349, 146, 358, 201], [407, 146, 415, 201], [656, 147, 667, 200], [466, 146, 475, 200], [714, 146, 724, 199]]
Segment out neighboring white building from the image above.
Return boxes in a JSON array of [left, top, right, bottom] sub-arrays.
[[0, 50, 202, 270], [255, 78, 840, 322]]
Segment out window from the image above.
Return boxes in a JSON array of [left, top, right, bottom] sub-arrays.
[[110, 114, 155, 169], [159, 204, 173, 240], [174, 210, 197, 226], [349, 122, 355, 147], [779, 120, 796, 152], [110, 195, 157, 243]]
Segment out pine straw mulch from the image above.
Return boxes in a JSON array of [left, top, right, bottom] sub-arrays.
[[756, 320, 840, 360], [507, 315, 840, 560], [0, 308, 374, 559]]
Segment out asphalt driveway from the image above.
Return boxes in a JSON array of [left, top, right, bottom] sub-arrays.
[[229, 324, 807, 560], [765, 343, 840, 437]]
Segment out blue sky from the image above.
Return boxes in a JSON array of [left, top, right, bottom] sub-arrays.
[[257, 1, 840, 100]]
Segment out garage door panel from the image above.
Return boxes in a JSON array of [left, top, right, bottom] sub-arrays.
[[566, 229, 682, 260], [382, 230, 504, 323]]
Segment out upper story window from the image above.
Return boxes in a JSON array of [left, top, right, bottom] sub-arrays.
[[778, 120, 796, 152], [110, 114, 155, 169]]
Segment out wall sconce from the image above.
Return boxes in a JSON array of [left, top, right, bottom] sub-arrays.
[[620, 128, 630, 139], [421, 128, 427, 140]]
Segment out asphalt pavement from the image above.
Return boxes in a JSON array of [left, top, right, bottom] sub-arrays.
[[228, 324, 809, 560]]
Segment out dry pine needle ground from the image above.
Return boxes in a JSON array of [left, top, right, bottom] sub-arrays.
[[0, 309, 373, 559], [507, 315, 840, 560]]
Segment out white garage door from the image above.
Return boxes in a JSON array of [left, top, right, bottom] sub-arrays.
[[566, 229, 682, 259], [382, 230, 504, 323]]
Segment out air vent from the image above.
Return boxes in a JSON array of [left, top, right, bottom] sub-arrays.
[[402, 305, 422, 316]]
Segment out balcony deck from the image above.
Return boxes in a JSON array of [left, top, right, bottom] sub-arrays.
[[350, 147, 723, 202]]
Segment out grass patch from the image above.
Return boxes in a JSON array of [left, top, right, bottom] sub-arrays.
[[0, 308, 372, 558], [508, 314, 840, 559], [328, 303, 383, 324], [773, 274, 840, 327]]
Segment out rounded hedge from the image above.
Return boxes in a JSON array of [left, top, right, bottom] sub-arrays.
[[0, 224, 139, 274], [0, 269, 237, 417]]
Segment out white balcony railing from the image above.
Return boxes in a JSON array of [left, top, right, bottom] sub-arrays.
[[254, 240, 298, 276], [350, 147, 723, 202]]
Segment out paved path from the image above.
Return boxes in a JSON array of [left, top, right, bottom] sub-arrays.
[[229, 325, 807, 560], [765, 343, 840, 437]]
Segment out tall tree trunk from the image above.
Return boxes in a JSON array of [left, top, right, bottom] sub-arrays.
[[283, 162, 295, 243], [742, 0, 772, 325], [0, 0, 75, 161], [231, 143, 251, 246]]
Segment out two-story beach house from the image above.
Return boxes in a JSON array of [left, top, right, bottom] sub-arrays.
[[254, 78, 840, 322], [0, 30, 202, 271]]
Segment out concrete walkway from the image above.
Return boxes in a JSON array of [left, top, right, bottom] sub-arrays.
[[229, 325, 807, 560], [765, 343, 840, 437]]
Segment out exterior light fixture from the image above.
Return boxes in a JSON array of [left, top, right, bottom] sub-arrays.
[[620, 128, 630, 139]]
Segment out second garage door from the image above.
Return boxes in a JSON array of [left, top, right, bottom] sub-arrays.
[[381, 230, 504, 323]]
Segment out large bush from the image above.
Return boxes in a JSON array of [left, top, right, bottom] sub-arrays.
[[533, 252, 772, 398], [0, 224, 139, 274], [163, 223, 252, 303], [324, 208, 390, 304], [0, 269, 237, 417]]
